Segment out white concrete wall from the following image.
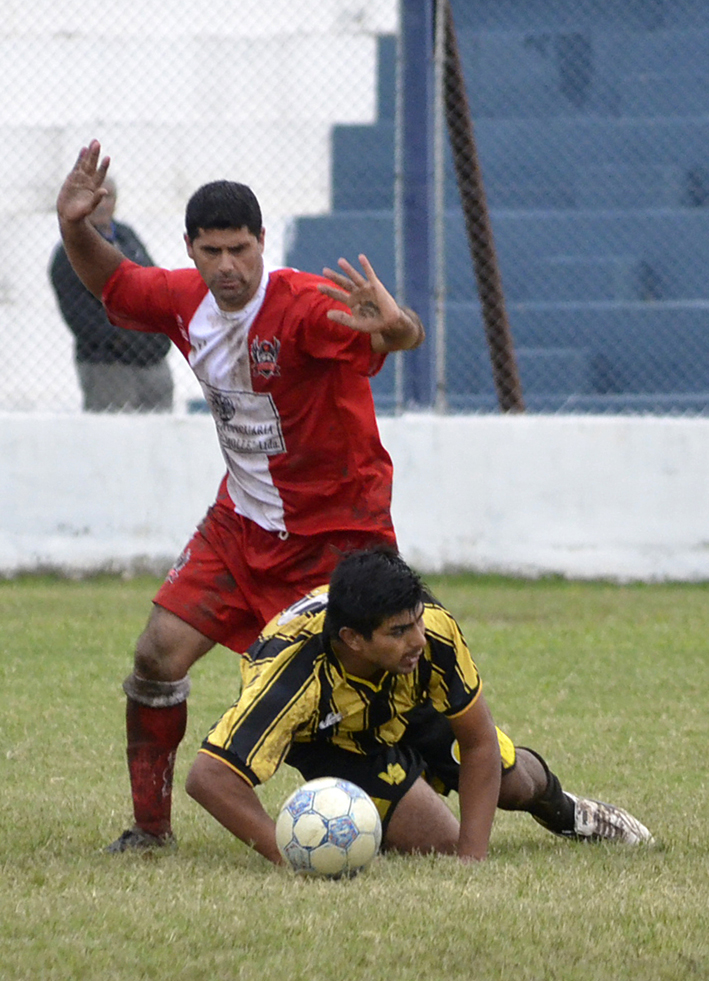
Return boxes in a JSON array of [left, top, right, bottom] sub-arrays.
[[381, 414, 709, 581], [3, 413, 708, 581]]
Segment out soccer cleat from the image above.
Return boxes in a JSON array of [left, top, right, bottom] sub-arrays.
[[104, 827, 177, 853], [536, 793, 653, 844]]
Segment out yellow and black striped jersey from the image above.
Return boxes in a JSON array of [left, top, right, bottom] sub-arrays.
[[201, 586, 482, 787]]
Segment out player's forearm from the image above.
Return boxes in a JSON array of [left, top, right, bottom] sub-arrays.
[[57, 216, 125, 299], [455, 744, 502, 862], [371, 307, 426, 353], [186, 752, 284, 865]]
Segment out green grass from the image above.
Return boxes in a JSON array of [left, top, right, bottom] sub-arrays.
[[1, 574, 708, 980]]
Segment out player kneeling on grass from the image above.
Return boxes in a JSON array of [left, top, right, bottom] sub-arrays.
[[186, 548, 652, 864]]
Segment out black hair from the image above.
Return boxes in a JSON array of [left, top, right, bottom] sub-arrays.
[[184, 180, 262, 241], [323, 548, 428, 642]]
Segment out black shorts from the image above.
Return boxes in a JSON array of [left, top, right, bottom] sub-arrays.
[[285, 703, 516, 833], [285, 738, 428, 833]]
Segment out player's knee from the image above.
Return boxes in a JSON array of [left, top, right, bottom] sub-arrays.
[[185, 755, 207, 804], [498, 748, 548, 810], [134, 626, 174, 680], [134, 605, 213, 681], [384, 778, 459, 854]]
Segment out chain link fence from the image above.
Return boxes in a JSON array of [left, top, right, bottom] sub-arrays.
[[3, 0, 709, 415]]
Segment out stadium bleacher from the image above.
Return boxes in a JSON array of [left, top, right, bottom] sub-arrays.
[[285, 0, 709, 413]]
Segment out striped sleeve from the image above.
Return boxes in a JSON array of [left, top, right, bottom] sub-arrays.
[[201, 637, 323, 786], [422, 605, 482, 717]]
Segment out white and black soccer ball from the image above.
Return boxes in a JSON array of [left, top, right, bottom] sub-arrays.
[[275, 777, 382, 878]]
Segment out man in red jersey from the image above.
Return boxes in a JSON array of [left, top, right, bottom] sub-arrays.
[[56, 141, 425, 852]]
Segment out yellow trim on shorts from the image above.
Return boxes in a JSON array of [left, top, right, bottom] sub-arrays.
[[451, 727, 516, 771], [496, 728, 516, 770], [198, 747, 257, 787]]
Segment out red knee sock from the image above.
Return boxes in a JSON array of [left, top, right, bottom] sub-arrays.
[[126, 697, 188, 837]]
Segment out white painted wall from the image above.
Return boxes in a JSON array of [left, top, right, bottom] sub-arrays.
[[381, 414, 709, 581], [3, 413, 708, 581]]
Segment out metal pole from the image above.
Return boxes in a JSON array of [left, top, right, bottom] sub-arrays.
[[433, 0, 447, 413]]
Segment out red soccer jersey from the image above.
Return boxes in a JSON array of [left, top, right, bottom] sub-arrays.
[[103, 262, 395, 538]]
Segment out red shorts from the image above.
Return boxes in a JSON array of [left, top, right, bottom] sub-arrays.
[[154, 504, 396, 653]]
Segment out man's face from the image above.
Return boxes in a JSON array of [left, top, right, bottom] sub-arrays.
[[342, 605, 427, 679], [185, 226, 265, 312]]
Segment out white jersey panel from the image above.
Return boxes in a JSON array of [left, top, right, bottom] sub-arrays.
[[187, 269, 287, 531]]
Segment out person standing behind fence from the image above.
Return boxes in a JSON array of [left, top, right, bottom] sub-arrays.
[[50, 177, 173, 412]]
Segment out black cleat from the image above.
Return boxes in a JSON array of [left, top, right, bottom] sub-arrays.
[[105, 827, 177, 853]]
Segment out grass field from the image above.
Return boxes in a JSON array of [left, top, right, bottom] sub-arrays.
[[2, 573, 708, 981]]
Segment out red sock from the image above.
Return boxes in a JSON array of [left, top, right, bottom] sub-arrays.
[[126, 697, 188, 837]]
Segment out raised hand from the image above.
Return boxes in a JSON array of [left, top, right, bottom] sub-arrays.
[[56, 140, 111, 224], [318, 253, 424, 352], [318, 254, 402, 334], [55, 140, 124, 298]]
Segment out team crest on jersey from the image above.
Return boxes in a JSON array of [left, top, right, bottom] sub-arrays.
[[208, 391, 236, 423], [250, 336, 281, 378]]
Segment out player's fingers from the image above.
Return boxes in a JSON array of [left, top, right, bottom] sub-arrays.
[[357, 253, 380, 284], [326, 309, 380, 334], [96, 155, 111, 184], [74, 141, 107, 186], [321, 267, 354, 291], [73, 145, 89, 169], [317, 282, 351, 305], [80, 139, 102, 172], [326, 309, 370, 331], [337, 256, 367, 286]]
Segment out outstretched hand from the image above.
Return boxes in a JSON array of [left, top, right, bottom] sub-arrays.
[[55, 140, 125, 299], [56, 139, 111, 224], [318, 254, 403, 335], [318, 254, 424, 352]]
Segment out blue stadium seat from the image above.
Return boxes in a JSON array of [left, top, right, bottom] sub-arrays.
[[331, 125, 394, 211], [446, 300, 709, 395], [500, 256, 656, 302], [286, 4, 709, 413], [620, 72, 709, 117], [574, 164, 687, 208], [286, 212, 395, 287], [448, 0, 683, 31]]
